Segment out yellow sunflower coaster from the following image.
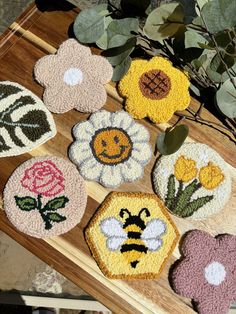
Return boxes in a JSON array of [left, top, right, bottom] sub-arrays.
[[153, 143, 232, 220], [119, 57, 190, 123], [85, 192, 179, 279]]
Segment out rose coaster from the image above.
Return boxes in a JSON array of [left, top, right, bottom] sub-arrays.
[[85, 192, 179, 279], [171, 230, 236, 314], [153, 143, 231, 220], [69, 110, 152, 188], [3, 157, 87, 238], [0, 81, 56, 157], [34, 39, 113, 114], [119, 57, 190, 123]]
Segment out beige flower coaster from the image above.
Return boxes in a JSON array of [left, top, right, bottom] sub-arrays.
[[85, 192, 179, 279], [0, 81, 56, 157], [153, 143, 232, 220], [34, 39, 113, 114], [3, 157, 87, 238]]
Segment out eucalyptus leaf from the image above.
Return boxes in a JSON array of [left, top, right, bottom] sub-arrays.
[[143, 3, 185, 42], [112, 56, 132, 81], [96, 16, 113, 49], [185, 30, 206, 48], [201, 0, 236, 34], [107, 18, 139, 44], [93, 3, 109, 15], [196, 0, 209, 10], [156, 125, 189, 155], [73, 8, 105, 43], [177, 0, 197, 23], [206, 65, 229, 83], [210, 53, 234, 74], [120, 0, 151, 16], [216, 78, 236, 118], [106, 37, 136, 66]]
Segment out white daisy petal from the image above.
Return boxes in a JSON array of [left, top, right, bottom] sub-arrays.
[[110, 111, 134, 129], [132, 143, 152, 164], [100, 166, 123, 188], [89, 110, 112, 130], [69, 142, 93, 165], [73, 121, 94, 141], [79, 158, 104, 181], [119, 158, 144, 182], [127, 123, 150, 142]]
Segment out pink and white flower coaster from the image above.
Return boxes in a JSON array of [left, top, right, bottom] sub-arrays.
[[34, 39, 113, 114], [3, 157, 87, 238], [171, 230, 236, 314]]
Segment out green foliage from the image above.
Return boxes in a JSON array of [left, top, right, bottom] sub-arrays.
[[120, 0, 151, 16], [216, 79, 236, 118], [201, 0, 236, 34], [14, 196, 37, 211], [156, 125, 189, 155], [44, 196, 69, 211], [143, 3, 185, 42]]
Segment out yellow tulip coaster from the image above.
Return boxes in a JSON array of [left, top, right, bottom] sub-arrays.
[[119, 57, 190, 123], [153, 143, 232, 220], [85, 192, 179, 279]]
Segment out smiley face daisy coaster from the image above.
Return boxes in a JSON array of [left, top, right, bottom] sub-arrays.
[[3, 157, 87, 238], [0, 81, 56, 157], [34, 39, 113, 114], [85, 192, 179, 279], [69, 110, 152, 188], [171, 230, 236, 314], [153, 143, 231, 220], [119, 57, 190, 124]]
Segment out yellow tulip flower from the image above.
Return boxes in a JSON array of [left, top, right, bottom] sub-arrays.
[[199, 162, 224, 190], [174, 156, 198, 182]]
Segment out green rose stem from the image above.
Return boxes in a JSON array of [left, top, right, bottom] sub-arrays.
[[36, 194, 52, 230]]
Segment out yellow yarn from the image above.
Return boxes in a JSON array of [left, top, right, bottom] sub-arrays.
[[199, 162, 224, 190], [174, 156, 198, 182], [119, 57, 191, 123]]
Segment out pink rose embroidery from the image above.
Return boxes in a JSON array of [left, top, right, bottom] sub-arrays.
[[21, 160, 64, 197], [15, 160, 69, 230]]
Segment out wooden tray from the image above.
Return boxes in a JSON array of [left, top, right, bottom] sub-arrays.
[[0, 2, 235, 313]]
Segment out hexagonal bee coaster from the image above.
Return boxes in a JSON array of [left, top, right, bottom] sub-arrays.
[[85, 192, 179, 279]]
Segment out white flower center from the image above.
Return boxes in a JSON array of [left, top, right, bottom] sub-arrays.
[[204, 261, 226, 286], [63, 68, 83, 86]]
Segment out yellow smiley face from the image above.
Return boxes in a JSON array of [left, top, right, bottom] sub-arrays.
[[91, 128, 133, 165]]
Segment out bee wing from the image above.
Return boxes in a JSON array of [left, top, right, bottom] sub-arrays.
[[100, 217, 127, 238], [141, 219, 166, 240], [107, 236, 126, 251], [143, 238, 163, 251]]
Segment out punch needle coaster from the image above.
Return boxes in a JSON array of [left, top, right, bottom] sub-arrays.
[[119, 56, 190, 123], [69, 110, 152, 188], [0, 81, 56, 157], [85, 192, 179, 279], [153, 143, 231, 220], [34, 39, 113, 114], [3, 157, 87, 238], [171, 230, 236, 314]]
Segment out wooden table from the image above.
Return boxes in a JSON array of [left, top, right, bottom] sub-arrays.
[[0, 2, 235, 313]]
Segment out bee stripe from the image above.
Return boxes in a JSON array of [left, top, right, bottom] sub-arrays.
[[127, 231, 141, 239], [120, 244, 148, 253]]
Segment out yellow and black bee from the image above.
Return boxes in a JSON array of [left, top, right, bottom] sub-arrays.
[[100, 207, 166, 268]]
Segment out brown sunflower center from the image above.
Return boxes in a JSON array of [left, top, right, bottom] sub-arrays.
[[90, 128, 133, 165], [139, 69, 171, 100]]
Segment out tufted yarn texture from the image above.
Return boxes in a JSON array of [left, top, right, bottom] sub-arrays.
[[152, 142, 231, 220], [69, 110, 152, 188], [85, 192, 179, 279], [171, 229, 236, 314], [34, 39, 113, 114], [0, 81, 56, 157], [3, 156, 87, 238], [119, 56, 190, 124]]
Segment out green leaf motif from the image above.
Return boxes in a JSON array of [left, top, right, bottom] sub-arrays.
[[165, 174, 176, 210], [216, 78, 236, 118], [156, 125, 189, 156], [143, 3, 185, 42], [0, 83, 21, 100], [73, 8, 106, 43], [15, 196, 37, 211], [172, 180, 201, 216], [48, 213, 67, 223], [201, 0, 236, 34], [180, 195, 214, 218], [44, 196, 69, 211]]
